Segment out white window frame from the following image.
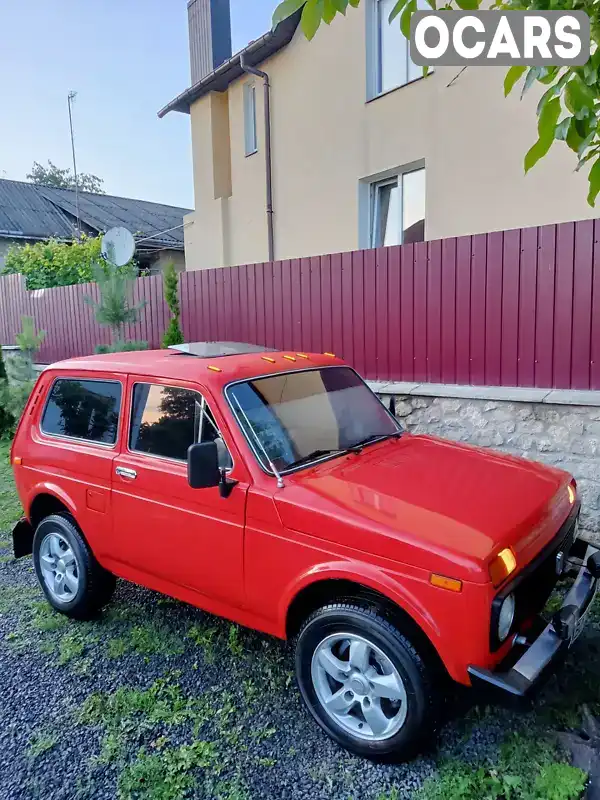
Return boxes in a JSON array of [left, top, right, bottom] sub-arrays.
[[358, 163, 426, 249], [243, 82, 258, 156], [366, 0, 427, 101]]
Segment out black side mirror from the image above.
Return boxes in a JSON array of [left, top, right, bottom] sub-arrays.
[[188, 442, 220, 489]]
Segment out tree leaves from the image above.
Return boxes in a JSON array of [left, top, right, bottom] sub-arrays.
[[504, 66, 527, 97], [524, 97, 561, 173], [301, 0, 324, 39], [400, 0, 417, 38], [587, 157, 600, 206], [272, 0, 306, 27]]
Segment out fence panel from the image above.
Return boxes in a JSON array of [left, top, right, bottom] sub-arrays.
[[1, 218, 600, 389]]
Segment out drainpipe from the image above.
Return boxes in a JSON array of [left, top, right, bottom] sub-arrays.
[[240, 52, 274, 262]]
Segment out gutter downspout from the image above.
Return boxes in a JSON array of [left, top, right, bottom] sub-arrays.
[[240, 52, 274, 262]]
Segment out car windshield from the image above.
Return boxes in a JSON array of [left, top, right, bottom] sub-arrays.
[[226, 367, 400, 474]]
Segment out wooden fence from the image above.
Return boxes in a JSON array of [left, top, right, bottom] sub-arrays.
[[1, 218, 600, 389]]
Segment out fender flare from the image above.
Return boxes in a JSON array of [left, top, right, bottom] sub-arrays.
[[278, 560, 444, 660], [25, 482, 78, 523]]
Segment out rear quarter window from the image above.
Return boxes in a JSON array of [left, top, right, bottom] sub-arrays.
[[41, 378, 122, 445]]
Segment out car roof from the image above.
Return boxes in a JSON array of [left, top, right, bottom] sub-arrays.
[[49, 343, 344, 388]]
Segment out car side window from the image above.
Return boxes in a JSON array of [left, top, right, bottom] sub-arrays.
[[41, 378, 121, 445], [129, 383, 231, 467]]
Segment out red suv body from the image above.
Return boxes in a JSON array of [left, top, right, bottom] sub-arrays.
[[11, 344, 599, 760]]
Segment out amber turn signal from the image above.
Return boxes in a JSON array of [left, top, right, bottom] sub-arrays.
[[207, 365, 222, 373], [430, 573, 462, 592], [568, 484, 576, 505], [13, 457, 22, 466], [489, 547, 517, 587]]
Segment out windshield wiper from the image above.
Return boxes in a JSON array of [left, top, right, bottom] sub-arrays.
[[348, 431, 403, 452], [285, 449, 346, 470]]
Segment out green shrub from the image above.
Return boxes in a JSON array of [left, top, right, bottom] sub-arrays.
[[161, 262, 184, 348], [3, 235, 104, 289], [0, 381, 34, 437], [95, 341, 149, 355]]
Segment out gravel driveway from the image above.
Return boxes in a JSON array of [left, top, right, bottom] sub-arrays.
[[0, 445, 597, 799]]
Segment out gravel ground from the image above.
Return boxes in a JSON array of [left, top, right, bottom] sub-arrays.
[[0, 456, 598, 798]]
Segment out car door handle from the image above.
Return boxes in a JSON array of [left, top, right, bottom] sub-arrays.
[[115, 466, 137, 480]]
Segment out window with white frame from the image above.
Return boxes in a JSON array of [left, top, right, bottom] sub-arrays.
[[370, 167, 425, 247], [243, 83, 258, 156], [370, 0, 424, 97]]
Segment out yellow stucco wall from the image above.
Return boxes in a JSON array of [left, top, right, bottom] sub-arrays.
[[185, 5, 596, 270]]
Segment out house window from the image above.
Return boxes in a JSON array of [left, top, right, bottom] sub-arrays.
[[370, 167, 425, 247], [244, 83, 258, 156], [370, 0, 424, 98]]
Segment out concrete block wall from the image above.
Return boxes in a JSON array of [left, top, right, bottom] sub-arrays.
[[370, 385, 600, 539]]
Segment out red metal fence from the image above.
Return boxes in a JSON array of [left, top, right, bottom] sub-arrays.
[[1, 218, 600, 389]]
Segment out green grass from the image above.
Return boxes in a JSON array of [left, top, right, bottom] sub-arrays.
[[104, 621, 184, 659], [117, 740, 220, 800], [27, 731, 58, 759], [0, 439, 21, 530], [415, 733, 587, 800]]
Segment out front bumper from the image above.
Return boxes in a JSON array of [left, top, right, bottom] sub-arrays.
[[468, 538, 600, 697]]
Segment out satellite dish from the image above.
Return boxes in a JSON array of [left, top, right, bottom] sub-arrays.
[[101, 227, 136, 267]]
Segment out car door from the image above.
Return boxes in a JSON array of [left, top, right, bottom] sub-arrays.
[[110, 375, 248, 607]]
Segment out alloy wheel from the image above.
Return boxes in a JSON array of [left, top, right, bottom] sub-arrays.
[[39, 532, 80, 602], [310, 632, 408, 741]]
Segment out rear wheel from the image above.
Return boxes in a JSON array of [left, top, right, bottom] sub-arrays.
[[33, 514, 115, 620], [295, 602, 438, 761]]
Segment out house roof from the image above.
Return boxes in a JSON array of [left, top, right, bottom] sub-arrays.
[[158, 11, 301, 118], [0, 179, 192, 251]]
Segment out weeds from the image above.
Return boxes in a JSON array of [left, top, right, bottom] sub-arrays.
[[416, 733, 586, 800], [228, 624, 244, 657], [27, 731, 57, 759], [104, 622, 184, 659], [117, 740, 219, 800]]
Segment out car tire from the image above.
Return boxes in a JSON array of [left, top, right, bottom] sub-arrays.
[[32, 513, 116, 620], [295, 602, 438, 761]]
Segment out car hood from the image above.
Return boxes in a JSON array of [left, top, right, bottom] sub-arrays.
[[275, 434, 572, 583]]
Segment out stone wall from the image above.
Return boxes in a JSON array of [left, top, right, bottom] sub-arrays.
[[377, 392, 600, 538]]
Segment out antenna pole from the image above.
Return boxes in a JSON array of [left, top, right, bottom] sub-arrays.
[[67, 91, 81, 239]]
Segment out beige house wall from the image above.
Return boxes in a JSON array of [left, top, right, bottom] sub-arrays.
[[185, 6, 596, 271]]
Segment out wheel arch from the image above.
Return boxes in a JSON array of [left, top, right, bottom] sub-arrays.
[[282, 568, 448, 678], [28, 485, 77, 530]]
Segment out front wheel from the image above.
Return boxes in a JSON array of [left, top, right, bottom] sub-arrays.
[[295, 603, 438, 761], [33, 514, 116, 620]]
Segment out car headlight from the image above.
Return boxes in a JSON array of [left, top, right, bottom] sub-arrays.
[[498, 594, 516, 642]]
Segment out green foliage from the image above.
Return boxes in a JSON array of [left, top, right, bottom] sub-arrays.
[[416, 734, 586, 800], [15, 316, 45, 357], [161, 262, 184, 348], [0, 380, 35, 436], [272, 0, 600, 205], [85, 260, 146, 347], [3, 235, 104, 289], [27, 159, 104, 193], [95, 340, 149, 354], [117, 740, 219, 800], [27, 731, 58, 759]]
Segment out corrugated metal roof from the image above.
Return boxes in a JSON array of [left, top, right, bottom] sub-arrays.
[[0, 180, 75, 240], [0, 179, 192, 250]]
